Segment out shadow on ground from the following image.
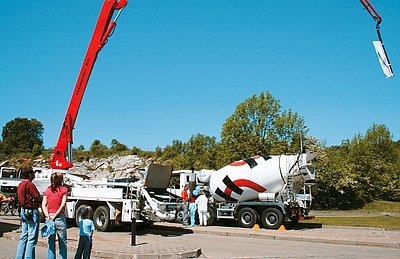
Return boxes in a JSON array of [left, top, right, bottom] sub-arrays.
[[73, 221, 196, 237], [289, 222, 323, 230], [0, 222, 19, 237]]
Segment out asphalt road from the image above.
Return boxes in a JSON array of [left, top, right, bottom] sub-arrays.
[[1, 215, 399, 258]]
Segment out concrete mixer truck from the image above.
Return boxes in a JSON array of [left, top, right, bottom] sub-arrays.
[[169, 150, 317, 229]]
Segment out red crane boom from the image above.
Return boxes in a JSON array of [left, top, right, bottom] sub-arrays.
[[360, 0, 382, 25], [51, 0, 128, 170]]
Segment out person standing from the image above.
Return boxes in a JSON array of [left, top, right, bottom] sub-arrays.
[[74, 207, 95, 259], [16, 168, 41, 259], [188, 197, 197, 226], [181, 184, 190, 225], [195, 190, 208, 226], [42, 173, 68, 259]]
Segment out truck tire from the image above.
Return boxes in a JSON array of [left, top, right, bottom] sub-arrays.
[[12, 208, 19, 216], [206, 205, 216, 226], [237, 207, 258, 228], [261, 208, 283, 229], [93, 206, 111, 232], [0, 203, 7, 216], [75, 205, 93, 227], [176, 211, 184, 222]]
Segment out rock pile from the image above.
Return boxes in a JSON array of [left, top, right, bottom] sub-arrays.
[[1, 155, 153, 180], [69, 155, 149, 180]]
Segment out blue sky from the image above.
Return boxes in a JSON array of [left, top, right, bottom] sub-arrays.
[[1, 1, 399, 151]]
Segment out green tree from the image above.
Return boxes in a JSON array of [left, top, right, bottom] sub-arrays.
[[110, 139, 128, 153], [32, 144, 42, 158], [155, 146, 163, 158], [89, 140, 108, 157], [183, 133, 217, 170], [162, 135, 217, 170], [218, 91, 305, 166], [1, 117, 44, 155], [348, 124, 399, 201], [314, 144, 368, 209], [314, 123, 400, 209], [131, 146, 141, 155], [161, 140, 185, 169], [0, 140, 5, 160]]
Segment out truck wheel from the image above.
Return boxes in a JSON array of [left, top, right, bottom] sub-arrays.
[[75, 205, 93, 227], [0, 203, 7, 216], [12, 207, 19, 216], [176, 211, 184, 222], [237, 207, 258, 228], [93, 206, 110, 232], [261, 208, 283, 229], [206, 206, 216, 226]]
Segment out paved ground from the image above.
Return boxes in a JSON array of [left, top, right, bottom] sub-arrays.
[[1, 215, 400, 258]]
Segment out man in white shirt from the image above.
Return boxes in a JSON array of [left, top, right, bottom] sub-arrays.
[[195, 190, 208, 226]]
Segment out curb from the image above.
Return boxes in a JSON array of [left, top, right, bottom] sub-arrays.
[[177, 225, 400, 249], [3, 231, 202, 258]]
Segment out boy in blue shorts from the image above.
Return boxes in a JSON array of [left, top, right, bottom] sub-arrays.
[[74, 207, 95, 259]]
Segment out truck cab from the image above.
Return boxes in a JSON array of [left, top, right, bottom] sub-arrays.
[[0, 167, 19, 197]]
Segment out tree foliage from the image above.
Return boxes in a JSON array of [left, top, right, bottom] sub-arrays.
[[218, 91, 305, 166], [162, 134, 217, 170], [89, 139, 108, 157], [110, 139, 129, 153], [1, 118, 44, 155], [183, 133, 217, 170], [314, 123, 400, 209]]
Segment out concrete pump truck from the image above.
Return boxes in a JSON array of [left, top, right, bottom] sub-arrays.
[[47, 0, 182, 231]]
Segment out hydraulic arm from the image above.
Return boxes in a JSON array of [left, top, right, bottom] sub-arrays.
[[51, 0, 127, 170]]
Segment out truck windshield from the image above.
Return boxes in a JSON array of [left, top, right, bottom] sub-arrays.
[[0, 168, 18, 179]]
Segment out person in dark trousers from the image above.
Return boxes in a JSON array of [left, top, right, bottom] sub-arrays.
[[74, 207, 95, 259], [181, 184, 190, 225], [16, 168, 42, 259]]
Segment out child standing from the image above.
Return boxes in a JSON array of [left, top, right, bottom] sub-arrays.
[[74, 207, 95, 259], [188, 197, 197, 226]]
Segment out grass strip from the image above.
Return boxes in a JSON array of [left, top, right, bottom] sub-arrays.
[[305, 216, 400, 229]]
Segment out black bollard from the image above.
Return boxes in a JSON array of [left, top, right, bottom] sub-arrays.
[[131, 216, 136, 246]]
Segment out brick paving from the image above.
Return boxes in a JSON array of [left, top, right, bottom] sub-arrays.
[[1, 216, 399, 258], [171, 223, 400, 249]]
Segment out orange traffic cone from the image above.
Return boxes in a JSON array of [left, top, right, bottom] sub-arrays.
[[278, 225, 286, 231], [252, 224, 260, 230]]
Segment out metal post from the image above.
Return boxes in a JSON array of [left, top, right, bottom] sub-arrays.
[[299, 125, 307, 153], [131, 216, 136, 246], [299, 132, 303, 153], [67, 142, 73, 163]]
